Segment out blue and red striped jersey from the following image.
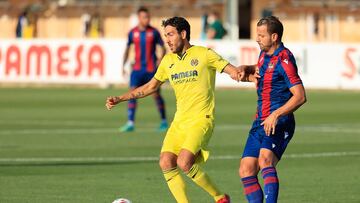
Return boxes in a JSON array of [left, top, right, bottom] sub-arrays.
[[127, 25, 164, 73], [255, 43, 302, 121]]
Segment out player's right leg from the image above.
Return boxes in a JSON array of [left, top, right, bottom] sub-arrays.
[[239, 122, 264, 203], [160, 152, 188, 203], [239, 157, 263, 203], [160, 121, 189, 203]]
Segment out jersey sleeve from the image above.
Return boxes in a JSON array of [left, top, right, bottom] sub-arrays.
[[154, 55, 170, 82], [126, 31, 133, 47], [279, 53, 302, 88], [207, 48, 229, 73], [154, 29, 164, 46]]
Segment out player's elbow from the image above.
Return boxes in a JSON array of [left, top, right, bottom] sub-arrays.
[[298, 94, 307, 106]]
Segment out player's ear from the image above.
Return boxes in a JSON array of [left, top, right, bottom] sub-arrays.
[[180, 30, 187, 40], [271, 33, 278, 43]]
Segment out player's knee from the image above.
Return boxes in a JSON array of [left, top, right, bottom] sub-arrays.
[[176, 158, 193, 173], [258, 157, 274, 169], [159, 156, 176, 171], [239, 163, 257, 178]]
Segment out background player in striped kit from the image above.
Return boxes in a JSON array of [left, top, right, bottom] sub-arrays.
[[121, 7, 168, 132]]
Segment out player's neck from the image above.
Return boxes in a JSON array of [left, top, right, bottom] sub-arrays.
[[179, 42, 192, 56], [266, 42, 280, 55], [137, 24, 148, 31]]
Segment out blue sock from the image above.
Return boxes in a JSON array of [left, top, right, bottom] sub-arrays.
[[261, 167, 279, 203], [241, 176, 263, 203], [127, 99, 137, 123], [154, 93, 166, 120]]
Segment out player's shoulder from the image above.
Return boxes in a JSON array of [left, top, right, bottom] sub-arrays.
[[161, 53, 176, 63], [278, 46, 294, 61], [277, 46, 297, 71], [192, 45, 209, 52], [187, 46, 211, 56], [147, 25, 160, 33], [128, 27, 138, 35]]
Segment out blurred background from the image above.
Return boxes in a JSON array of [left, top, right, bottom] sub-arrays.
[[0, 0, 360, 88]]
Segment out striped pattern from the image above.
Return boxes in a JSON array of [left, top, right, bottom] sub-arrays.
[[127, 26, 163, 73]]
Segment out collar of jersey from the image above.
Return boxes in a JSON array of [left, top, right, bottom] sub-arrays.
[[176, 45, 194, 60], [265, 42, 284, 58]]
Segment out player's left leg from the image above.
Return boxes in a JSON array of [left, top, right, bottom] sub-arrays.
[[177, 149, 229, 203], [258, 119, 295, 203], [177, 118, 229, 203], [258, 149, 279, 203]]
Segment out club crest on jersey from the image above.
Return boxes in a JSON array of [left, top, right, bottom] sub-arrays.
[[190, 59, 199, 67], [268, 62, 274, 69]]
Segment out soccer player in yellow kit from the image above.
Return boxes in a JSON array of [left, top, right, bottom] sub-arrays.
[[106, 17, 257, 203]]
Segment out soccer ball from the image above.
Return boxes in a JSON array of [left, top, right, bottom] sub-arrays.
[[112, 198, 131, 203]]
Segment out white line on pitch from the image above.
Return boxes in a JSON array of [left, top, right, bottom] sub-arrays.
[[0, 151, 359, 164], [1, 124, 360, 135]]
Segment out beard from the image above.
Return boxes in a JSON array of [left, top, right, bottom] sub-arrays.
[[174, 41, 185, 55], [259, 41, 273, 52]]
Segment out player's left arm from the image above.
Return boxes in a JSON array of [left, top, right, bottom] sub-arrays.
[[261, 84, 307, 136], [157, 45, 166, 66], [155, 30, 166, 66]]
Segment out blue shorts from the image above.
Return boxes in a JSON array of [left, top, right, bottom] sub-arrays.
[[130, 71, 155, 88], [242, 117, 295, 160]]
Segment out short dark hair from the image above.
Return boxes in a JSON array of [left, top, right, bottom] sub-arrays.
[[137, 6, 149, 14], [162, 17, 191, 41], [257, 16, 283, 41]]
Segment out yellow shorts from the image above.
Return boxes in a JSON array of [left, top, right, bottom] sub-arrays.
[[161, 116, 214, 163]]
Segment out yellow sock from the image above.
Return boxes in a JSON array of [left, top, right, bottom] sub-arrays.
[[163, 167, 189, 203], [186, 164, 225, 202]]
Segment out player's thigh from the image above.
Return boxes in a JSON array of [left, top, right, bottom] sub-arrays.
[[242, 124, 262, 159], [260, 120, 295, 161], [161, 121, 185, 156], [181, 118, 214, 163], [130, 71, 148, 88], [239, 157, 259, 178]]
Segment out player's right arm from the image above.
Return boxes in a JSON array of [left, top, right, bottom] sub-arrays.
[[122, 31, 133, 76], [106, 78, 163, 110]]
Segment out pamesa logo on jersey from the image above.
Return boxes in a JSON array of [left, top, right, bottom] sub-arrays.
[[171, 70, 198, 84]]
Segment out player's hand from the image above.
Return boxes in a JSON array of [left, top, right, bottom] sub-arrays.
[[105, 96, 121, 110], [229, 69, 241, 82], [122, 69, 128, 78], [261, 112, 279, 136], [238, 65, 260, 83]]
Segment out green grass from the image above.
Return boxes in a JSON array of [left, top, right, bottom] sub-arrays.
[[0, 87, 359, 203]]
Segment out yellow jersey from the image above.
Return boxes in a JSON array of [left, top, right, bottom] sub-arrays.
[[154, 45, 229, 120]]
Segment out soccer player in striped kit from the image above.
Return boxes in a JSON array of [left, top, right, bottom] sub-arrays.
[[121, 7, 168, 132], [238, 16, 307, 203]]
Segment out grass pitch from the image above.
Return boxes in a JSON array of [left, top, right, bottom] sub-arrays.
[[0, 87, 359, 202]]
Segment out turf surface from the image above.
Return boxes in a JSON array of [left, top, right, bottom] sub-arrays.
[[0, 87, 359, 203]]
